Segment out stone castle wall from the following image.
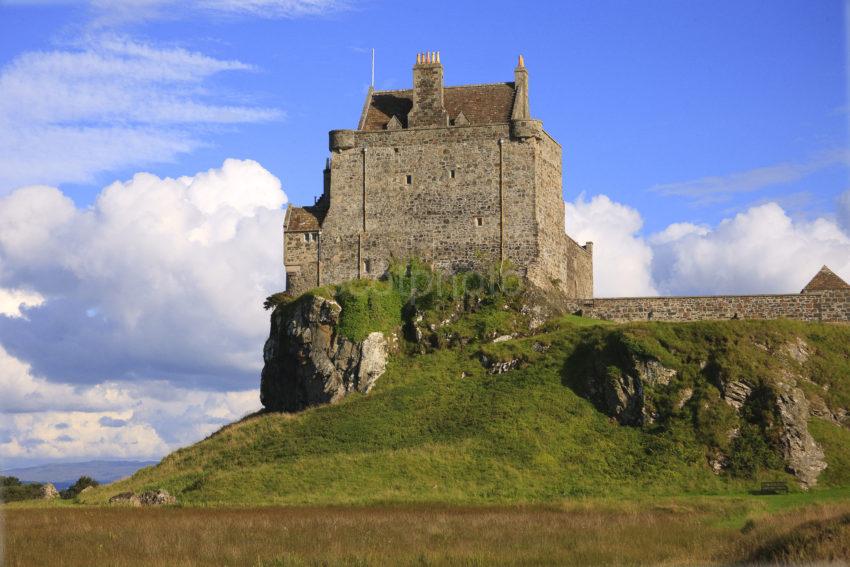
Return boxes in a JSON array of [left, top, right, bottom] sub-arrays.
[[568, 290, 850, 323], [320, 124, 518, 286], [308, 123, 593, 297], [526, 130, 593, 297], [316, 122, 591, 296], [283, 56, 594, 298], [283, 231, 319, 292]]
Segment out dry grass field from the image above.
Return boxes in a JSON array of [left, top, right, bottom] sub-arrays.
[[4, 499, 850, 566]]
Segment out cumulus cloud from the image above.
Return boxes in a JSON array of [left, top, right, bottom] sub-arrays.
[[0, 158, 287, 389], [0, 411, 169, 463], [565, 195, 658, 297], [0, 36, 281, 191], [0, 288, 45, 318], [649, 203, 850, 295], [566, 195, 850, 297], [0, 343, 259, 466]]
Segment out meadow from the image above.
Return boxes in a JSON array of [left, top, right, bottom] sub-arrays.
[[4, 494, 850, 566]]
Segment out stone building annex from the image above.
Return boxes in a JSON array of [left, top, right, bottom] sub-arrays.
[[283, 52, 850, 323], [283, 52, 593, 298]]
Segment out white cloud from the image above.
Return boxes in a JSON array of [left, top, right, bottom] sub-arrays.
[[566, 195, 850, 298], [0, 289, 44, 319], [565, 194, 658, 297], [566, 194, 850, 298], [0, 158, 287, 389], [649, 203, 850, 295], [650, 150, 850, 205], [0, 36, 281, 191], [838, 189, 850, 232], [16, 0, 348, 27], [0, 343, 259, 465], [192, 0, 344, 18], [0, 411, 169, 462]]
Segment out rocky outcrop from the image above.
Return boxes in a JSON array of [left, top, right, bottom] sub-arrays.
[[38, 483, 59, 500], [109, 489, 176, 506], [576, 356, 677, 426], [713, 341, 828, 488], [480, 354, 522, 375], [773, 383, 827, 487], [109, 491, 141, 506], [139, 489, 177, 506], [569, 335, 833, 487], [261, 294, 388, 412]]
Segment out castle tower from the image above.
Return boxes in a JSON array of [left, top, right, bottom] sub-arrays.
[[283, 53, 594, 299], [408, 52, 449, 128]]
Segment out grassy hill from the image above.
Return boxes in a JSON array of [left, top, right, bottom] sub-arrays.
[[79, 267, 850, 506]]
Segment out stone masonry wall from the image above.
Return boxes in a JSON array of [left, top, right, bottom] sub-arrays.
[[527, 130, 593, 298], [568, 290, 850, 323], [284, 231, 319, 292], [319, 124, 541, 286]]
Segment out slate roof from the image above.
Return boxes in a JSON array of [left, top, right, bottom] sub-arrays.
[[801, 265, 850, 293], [360, 83, 516, 131], [284, 205, 323, 232]]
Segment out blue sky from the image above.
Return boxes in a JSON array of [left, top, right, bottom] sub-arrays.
[[2, 0, 846, 230], [1, 0, 848, 468]]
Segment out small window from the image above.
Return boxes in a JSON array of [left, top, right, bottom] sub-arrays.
[[406, 174, 412, 185], [394, 147, 399, 154], [475, 217, 483, 227], [364, 259, 372, 274], [303, 233, 310, 242], [450, 169, 456, 179]]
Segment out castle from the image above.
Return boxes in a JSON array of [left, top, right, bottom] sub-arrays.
[[283, 53, 850, 323], [283, 52, 593, 298]]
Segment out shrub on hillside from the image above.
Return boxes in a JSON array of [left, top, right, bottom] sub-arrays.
[[0, 476, 44, 502], [61, 476, 100, 499], [263, 291, 292, 311]]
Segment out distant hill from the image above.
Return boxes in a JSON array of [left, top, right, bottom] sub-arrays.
[[80, 277, 850, 505], [3, 460, 158, 489]]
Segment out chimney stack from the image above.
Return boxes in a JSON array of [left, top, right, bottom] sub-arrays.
[[408, 51, 448, 128]]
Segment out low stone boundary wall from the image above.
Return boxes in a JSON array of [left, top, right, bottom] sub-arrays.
[[568, 290, 850, 323]]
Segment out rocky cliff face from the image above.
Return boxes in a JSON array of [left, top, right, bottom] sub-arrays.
[[260, 294, 388, 412], [568, 335, 833, 488]]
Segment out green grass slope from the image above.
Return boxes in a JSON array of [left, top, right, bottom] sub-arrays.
[[81, 272, 850, 506]]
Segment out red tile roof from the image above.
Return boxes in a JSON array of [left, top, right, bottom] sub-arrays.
[[360, 83, 516, 131], [284, 205, 322, 232], [801, 265, 850, 293]]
